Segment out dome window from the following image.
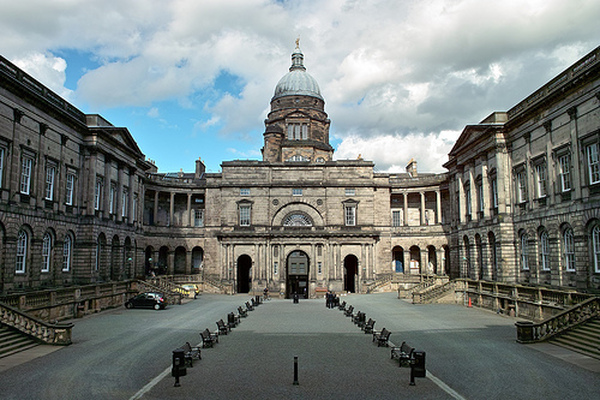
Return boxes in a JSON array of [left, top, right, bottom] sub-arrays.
[[287, 123, 308, 140]]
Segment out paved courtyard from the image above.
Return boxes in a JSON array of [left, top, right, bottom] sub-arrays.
[[1, 292, 599, 399]]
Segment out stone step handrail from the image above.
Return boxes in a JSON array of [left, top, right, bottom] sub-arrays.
[[0, 301, 73, 345], [412, 280, 455, 304], [203, 277, 233, 295], [364, 274, 393, 294], [516, 296, 600, 344]]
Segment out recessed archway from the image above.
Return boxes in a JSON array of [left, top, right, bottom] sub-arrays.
[[286, 250, 309, 298], [237, 255, 252, 294], [343, 254, 359, 293]]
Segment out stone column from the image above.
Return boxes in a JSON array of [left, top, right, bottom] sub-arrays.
[[169, 192, 174, 226], [420, 192, 426, 225], [403, 193, 408, 226], [153, 191, 159, 225], [568, 107, 582, 199], [187, 193, 192, 226], [436, 190, 442, 224]]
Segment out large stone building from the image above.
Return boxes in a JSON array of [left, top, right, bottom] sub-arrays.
[[0, 44, 598, 298]]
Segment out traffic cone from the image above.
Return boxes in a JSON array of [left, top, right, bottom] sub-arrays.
[[468, 297, 472, 308]]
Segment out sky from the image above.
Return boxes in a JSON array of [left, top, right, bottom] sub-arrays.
[[1, 0, 599, 174]]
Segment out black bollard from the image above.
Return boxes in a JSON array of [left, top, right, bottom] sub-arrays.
[[293, 356, 299, 385]]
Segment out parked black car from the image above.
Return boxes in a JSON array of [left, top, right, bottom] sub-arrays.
[[125, 292, 167, 310]]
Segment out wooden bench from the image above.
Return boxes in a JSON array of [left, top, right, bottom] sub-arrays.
[[344, 305, 354, 317], [391, 341, 414, 367], [238, 306, 248, 318], [216, 319, 230, 335], [245, 301, 254, 311], [338, 301, 347, 311], [200, 328, 218, 348], [363, 318, 376, 334], [372, 328, 391, 347], [182, 341, 201, 367], [354, 312, 366, 327]]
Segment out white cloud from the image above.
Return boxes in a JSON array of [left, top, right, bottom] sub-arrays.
[[1, 0, 599, 172]]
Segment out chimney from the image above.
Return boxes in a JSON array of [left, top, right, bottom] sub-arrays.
[[406, 158, 417, 178], [195, 157, 206, 179]]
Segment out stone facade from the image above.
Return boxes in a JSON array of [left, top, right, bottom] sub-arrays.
[[0, 45, 598, 297]]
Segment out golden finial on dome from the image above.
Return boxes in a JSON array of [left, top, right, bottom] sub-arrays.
[[295, 37, 300, 48]]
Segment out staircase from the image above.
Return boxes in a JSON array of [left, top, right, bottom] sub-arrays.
[[549, 317, 600, 360], [0, 324, 40, 359]]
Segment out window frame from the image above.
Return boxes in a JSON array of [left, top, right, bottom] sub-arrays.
[[44, 163, 56, 201], [194, 209, 204, 227], [534, 162, 547, 198], [41, 232, 52, 273], [65, 172, 76, 205], [344, 203, 357, 226], [558, 154, 572, 192], [540, 230, 550, 271], [0, 146, 5, 189], [392, 209, 403, 227], [16, 230, 28, 273], [520, 232, 529, 271], [62, 234, 72, 272], [94, 177, 103, 211], [563, 228, 576, 272], [20, 155, 33, 195], [239, 204, 251, 226], [592, 225, 600, 274], [587, 142, 600, 185]]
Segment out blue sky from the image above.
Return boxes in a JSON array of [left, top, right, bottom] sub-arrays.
[[1, 0, 598, 174]]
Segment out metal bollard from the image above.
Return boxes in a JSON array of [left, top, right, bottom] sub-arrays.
[[293, 356, 299, 385]]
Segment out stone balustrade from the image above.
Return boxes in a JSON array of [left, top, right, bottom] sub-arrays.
[[516, 297, 600, 343], [0, 302, 73, 345]]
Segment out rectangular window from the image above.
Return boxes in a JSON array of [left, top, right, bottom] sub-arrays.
[[558, 154, 571, 192], [16, 231, 27, 273], [516, 171, 527, 203], [239, 205, 251, 226], [41, 234, 51, 273], [564, 229, 576, 272], [287, 123, 308, 140], [318, 261, 322, 274], [535, 164, 547, 198], [94, 177, 103, 210], [65, 173, 75, 205], [20, 156, 33, 195], [121, 188, 128, 217], [392, 209, 403, 227], [587, 143, 600, 185], [62, 236, 72, 272], [292, 188, 303, 196], [194, 209, 204, 227], [45, 164, 56, 200], [0, 147, 5, 188], [345, 188, 355, 196], [540, 232, 550, 271], [491, 178, 498, 209], [345, 205, 356, 226], [521, 234, 529, 270], [464, 185, 472, 217], [109, 184, 116, 214], [240, 188, 250, 196], [593, 226, 600, 274], [274, 261, 278, 275]]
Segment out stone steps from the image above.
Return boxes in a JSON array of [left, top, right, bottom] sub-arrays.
[[550, 318, 600, 360], [0, 325, 40, 359]]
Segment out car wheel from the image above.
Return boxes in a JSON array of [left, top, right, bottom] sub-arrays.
[[125, 303, 133, 309], [154, 303, 161, 310]]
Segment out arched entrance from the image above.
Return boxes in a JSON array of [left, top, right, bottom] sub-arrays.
[[343, 255, 358, 293], [110, 235, 120, 281], [237, 255, 252, 294], [286, 250, 309, 298], [392, 246, 404, 273], [174, 246, 187, 274], [192, 247, 203, 275], [158, 246, 169, 275], [427, 245, 437, 274], [409, 246, 421, 274]]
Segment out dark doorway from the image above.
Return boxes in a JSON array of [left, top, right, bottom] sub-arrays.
[[174, 246, 187, 274], [343, 255, 358, 293], [237, 255, 252, 293], [286, 250, 309, 298], [392, 246, 404, 273]]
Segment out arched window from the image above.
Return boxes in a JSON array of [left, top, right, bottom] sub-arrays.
[[16, 230, 28, 273], [42, 232, 52, 272], [63, 234, 72, 272], [520, 232, 529, 270], [95, 236, 103, 271], [283, 213, 313, 227], [592, 225, 600, 273], [563, 228, 575, 271], [539, 230, 550, 271]]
